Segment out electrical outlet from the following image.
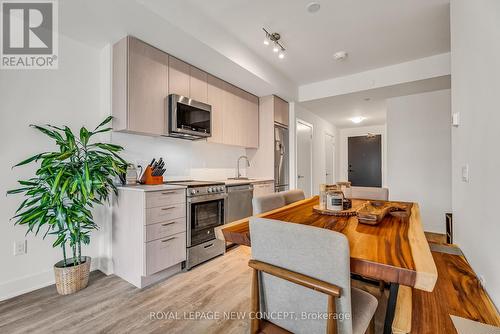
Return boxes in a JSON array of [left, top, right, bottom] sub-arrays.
[[13, 240, 27, 256]]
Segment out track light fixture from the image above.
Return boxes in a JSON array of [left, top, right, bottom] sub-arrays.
[[263, 28, 285, 59]]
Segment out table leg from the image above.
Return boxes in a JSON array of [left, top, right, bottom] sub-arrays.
[[383, 283, 399, 334]]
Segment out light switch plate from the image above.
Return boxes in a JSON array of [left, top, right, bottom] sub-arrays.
[[461, 164, 469, 183], [452, 112, 460, 127]]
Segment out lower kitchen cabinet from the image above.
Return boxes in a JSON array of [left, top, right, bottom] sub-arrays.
[[112, 186, 186, 288], [253, 181, 275, 198]]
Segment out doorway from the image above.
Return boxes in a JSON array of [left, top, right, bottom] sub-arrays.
[[296, 120, 313, 197], [325, 134, 335, 184], [348, 135, 382, 187]]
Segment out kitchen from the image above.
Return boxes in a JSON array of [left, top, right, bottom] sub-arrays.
[[111, 36, 289, 287]]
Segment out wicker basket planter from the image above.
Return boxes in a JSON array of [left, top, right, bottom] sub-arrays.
[[53, 257, 91, 295]]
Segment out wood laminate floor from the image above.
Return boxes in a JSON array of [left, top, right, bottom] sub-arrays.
[[3, 244, 497, 334], [0, 246, 388, 334]]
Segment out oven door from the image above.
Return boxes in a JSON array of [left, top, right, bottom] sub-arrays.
[[169, 94, 212, 138], [187, 195, 225, 247]]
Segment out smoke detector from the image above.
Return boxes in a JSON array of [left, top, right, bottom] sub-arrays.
[[333, 51, 348, 61]]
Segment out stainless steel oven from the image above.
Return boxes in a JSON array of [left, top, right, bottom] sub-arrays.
[[187, 192, 225, 248], [168, 94, 212, 140], [165, 181, 226, 270]]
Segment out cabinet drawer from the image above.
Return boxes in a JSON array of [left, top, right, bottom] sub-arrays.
[[146, 189, 185, 208], [146, 203, 185, 225], [145, 232, 186, 275], [145, 219, 186, 242]]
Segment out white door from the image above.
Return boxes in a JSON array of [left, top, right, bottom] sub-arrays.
[[325, 134, 335, 184], [296, 120, 313, 197]]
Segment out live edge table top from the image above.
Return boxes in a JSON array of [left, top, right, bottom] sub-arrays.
[[218, 196, 437, 292]]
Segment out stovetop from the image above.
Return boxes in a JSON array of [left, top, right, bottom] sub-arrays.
[[165, 180, 225, 188]]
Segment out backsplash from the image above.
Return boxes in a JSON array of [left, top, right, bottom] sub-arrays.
[[111, 132, 247, 181]]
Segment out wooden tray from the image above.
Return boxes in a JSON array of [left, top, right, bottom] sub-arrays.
[[357, 201, 408, 225], [313, 205, 359, 217]]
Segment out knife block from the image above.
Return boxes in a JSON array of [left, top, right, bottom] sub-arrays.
[[140, 166, 163, 185]]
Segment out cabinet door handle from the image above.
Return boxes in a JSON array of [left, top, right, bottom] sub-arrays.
[[161, 222, 176, 227], [161, 237, 176, 243], [161, 206, 176, 211], [161, 191, 177, 195], [204, 243, 214, 249]]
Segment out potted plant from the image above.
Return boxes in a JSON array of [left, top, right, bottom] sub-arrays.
[[7, 116, 127, 295]]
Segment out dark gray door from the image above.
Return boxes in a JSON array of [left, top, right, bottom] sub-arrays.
[[348, 135, 382, 187]]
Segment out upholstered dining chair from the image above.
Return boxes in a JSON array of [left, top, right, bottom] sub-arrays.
[[249, 218, 378, 334], [252, 193, 286, 215], [281, 189, 306, 205], [345, 186, 389, 201]]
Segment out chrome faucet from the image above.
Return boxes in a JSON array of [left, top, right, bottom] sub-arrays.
[[237, 155, 250, 179]]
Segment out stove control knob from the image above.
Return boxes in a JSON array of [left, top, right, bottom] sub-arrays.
[[190, 189, 196, 195], [219, 186, 224, 192], [208, 188, 212, 193]]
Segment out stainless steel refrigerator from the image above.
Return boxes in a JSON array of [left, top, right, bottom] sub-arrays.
[[274, 124, 289, 192]]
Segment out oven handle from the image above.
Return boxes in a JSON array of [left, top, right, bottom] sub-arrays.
[[188, 194, 227, 203]]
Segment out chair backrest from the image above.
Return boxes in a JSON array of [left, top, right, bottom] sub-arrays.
[[252, 193, 286, 214], [250, 218, 353, 334], [281, 189, 306, 205], [345, 186, 389, 201]]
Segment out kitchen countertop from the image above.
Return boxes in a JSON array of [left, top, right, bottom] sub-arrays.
[[221, 178, 274, 186], [117, 184, 186, 192]]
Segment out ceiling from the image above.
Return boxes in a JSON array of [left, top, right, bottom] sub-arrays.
[[186, 0, 450, 85], [301, 75, 451, 128]]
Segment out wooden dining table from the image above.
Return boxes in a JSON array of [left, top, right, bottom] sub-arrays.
[[215, 196, 438, 334]]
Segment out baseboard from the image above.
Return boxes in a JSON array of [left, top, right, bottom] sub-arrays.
[[0, 257, 109, 302]]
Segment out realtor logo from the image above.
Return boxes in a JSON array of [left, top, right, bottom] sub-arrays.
[[1, 0, 58, 69]]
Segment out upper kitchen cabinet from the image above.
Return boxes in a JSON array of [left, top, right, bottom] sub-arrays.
[[189, 66, 208, 103], [113, 36, 169, 136], [222, 84, 259, 148], [207, 75, 225, 144], [168, 56, 190, 97], [274, 96, 289, 127], [242, 90, 259, 148]]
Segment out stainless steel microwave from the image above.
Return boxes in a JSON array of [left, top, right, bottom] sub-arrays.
[[168, 94, 212, 140]]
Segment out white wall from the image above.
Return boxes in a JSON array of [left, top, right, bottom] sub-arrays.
[[387, 90, 451, 233], [450, 0, 500, 307], [338, 125, 387, 186], [0, 36, 108, 300], [290, 103, 336, 195], [111, 133, 247, 181]]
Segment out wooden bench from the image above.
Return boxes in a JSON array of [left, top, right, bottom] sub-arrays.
[[392, 248, 500, 333]]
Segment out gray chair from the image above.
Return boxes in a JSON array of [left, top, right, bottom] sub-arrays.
[[252, 193, 286, 215], [281, 189, 306, 205], [345, 186, 389, 201], [249, 218, 377, 334]]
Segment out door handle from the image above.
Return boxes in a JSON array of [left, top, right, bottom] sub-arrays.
[[161, 191, 177, 195], [161, 222, 176, 226], [161, 206, 176, 211]]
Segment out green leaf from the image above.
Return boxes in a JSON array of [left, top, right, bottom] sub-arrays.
[[80, 127, 90, 145], [13, 153, 44, 168], [94, 116, 113, 131], [51, 168, 65, 194]]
